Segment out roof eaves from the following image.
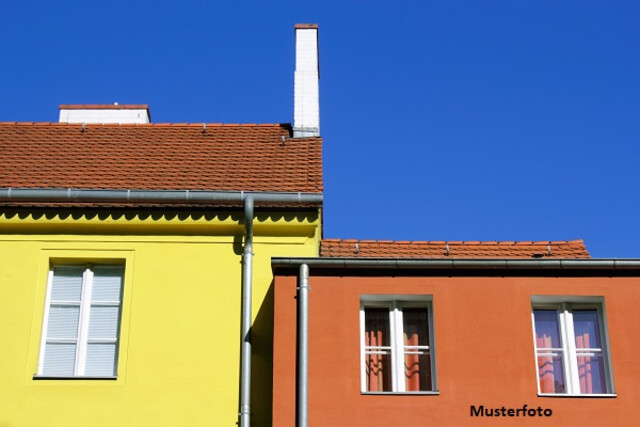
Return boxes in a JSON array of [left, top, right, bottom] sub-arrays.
[[272, 257, 640, 271], [0, 188, 323, 207]]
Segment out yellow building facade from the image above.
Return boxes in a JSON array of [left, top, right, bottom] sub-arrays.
[[0, 207, 320, 426]]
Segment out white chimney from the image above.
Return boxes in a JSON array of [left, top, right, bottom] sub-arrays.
[[59, 104, 151, 124], [293, 24, 320, 138]]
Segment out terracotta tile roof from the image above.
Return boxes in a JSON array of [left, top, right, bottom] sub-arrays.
[[0, 122, 322, 205], [321, 239, 590, 259]]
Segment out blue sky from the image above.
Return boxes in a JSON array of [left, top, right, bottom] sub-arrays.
[[1, 1, 638, 257]]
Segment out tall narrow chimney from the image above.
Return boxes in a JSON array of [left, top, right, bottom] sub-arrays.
[[293, 24, 320, 138]]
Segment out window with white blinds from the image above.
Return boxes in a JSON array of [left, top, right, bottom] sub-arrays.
[[37, 264, 124, 377]]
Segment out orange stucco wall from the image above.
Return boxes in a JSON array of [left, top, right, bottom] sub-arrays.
[[273, 273, 640, 426]]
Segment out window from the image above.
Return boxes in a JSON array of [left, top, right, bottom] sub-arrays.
[[37, 264, 124, 378], [360, 299, 435, 393], [532, 301, 613, 395]]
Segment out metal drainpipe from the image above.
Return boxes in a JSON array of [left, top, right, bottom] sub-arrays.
[[239, 196, 254, 427], [298, 263, 310, 427]]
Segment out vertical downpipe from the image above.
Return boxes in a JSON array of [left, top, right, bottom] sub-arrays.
[[240, 196, 254, 427], [298, 264, 310, 427]]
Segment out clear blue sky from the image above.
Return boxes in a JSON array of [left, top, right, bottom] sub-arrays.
[[1, 1, 638, 257]]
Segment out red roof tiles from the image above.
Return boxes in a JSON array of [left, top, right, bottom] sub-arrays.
[[321, 239, 590, 259], [0, 122, 322, 203]]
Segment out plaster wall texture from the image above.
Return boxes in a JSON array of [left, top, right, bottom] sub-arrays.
[[273, 273, 640, 427]]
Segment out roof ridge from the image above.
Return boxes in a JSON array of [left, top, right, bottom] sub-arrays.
[[0, 122, 287, 127]]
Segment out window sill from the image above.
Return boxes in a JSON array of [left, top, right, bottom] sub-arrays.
[[33, 375, 117, 380], [361, 391, 439, 396], [538, 393, 616, 398]]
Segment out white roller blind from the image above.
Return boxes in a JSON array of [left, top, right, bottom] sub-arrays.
[[85, 343, 118, 376], [42, 343, 77, 376], [91, 267, 123, 302], [46, 305, 80, 339], [88, 306, 120, 339], [50, 266, 83, 301]]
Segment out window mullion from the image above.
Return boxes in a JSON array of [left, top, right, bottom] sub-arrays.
[[76, 266, 94, 376], [558, 306, 573, 394], [388, 304, 397, 391], [393, 304, 405, 392], [359, 305, 366, 392], [563, 307, 580, 394]]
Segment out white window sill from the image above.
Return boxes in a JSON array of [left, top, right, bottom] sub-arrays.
[[33, 375, 117, 380], [538, 393, 616, 398], [361, 391, 439, 396]]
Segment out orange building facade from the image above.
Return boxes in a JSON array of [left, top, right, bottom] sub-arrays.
[[272, 240, 640, 426]]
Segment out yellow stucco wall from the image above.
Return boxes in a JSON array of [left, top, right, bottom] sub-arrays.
[[0, 209, 320, 426]]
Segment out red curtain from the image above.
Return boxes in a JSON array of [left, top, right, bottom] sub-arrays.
[[365, 331, 387, 391], [576, 334, 593, 393], [404, 331, 421, 391], [537, 335, 556, 393], [403, 308, 429, 391], [365, 309, 390, 391]]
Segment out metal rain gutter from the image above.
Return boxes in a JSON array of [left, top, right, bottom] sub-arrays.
[[272, 258, 640, 270], [0, 188, 323, 205]]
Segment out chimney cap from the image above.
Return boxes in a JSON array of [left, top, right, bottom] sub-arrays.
[[59, 104, 149, 110], [294, 23, 318, 29]]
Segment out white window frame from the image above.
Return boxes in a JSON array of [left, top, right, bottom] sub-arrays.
[[37, 264, 124, 378], [359, 297, 437, 393], [531, 299, 615, 396]]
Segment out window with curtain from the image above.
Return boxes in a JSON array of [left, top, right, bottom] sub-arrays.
[[532, 302, 612, 395], [361, 300, 434, 393], [37, 264, 124, 378]]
